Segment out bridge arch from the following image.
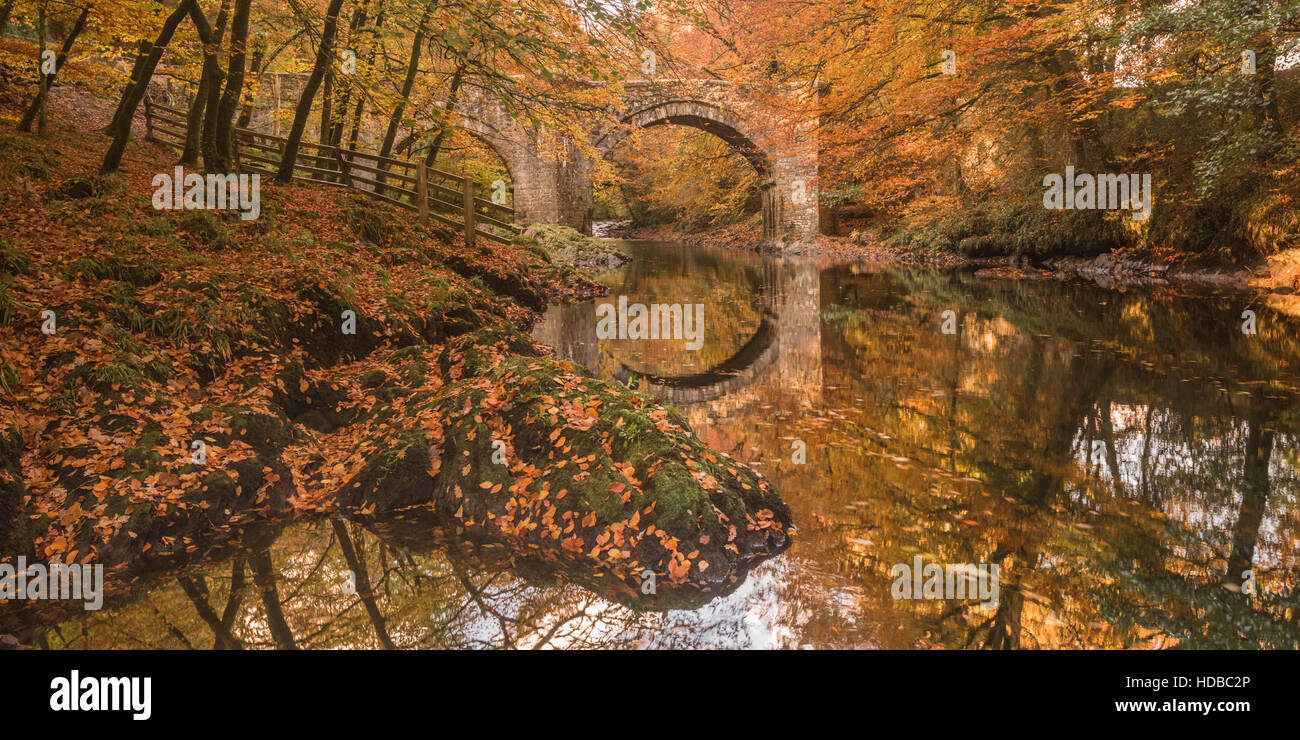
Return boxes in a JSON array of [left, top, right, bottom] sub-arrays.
[[453, 81, 819, 247], [593, 99, 770, 177]]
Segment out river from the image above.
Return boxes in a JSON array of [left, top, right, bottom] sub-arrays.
[[23, 239, 1300, 648]]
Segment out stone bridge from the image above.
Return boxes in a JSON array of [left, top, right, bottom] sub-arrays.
[[456, 80, 819, 247]]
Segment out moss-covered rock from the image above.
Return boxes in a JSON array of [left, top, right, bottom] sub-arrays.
[[321, 352, 792, 607], [521, 223, 630, 271]]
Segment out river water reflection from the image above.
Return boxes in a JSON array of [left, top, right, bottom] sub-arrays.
[[25, 240, 1300, 648]]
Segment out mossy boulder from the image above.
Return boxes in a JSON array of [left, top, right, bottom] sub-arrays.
[[323, 354, 793, 607], [521, 223, 630, 271]]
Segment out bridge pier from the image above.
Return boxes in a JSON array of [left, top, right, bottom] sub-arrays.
[[766, 157, 820, 249], [509, 143, 594, 234]]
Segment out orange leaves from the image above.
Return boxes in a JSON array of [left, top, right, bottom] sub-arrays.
[[667, 553, 690, 579]]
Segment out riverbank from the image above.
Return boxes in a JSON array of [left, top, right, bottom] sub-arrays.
[[0, 91, 793, 633], [607, 217, 1300, 304]]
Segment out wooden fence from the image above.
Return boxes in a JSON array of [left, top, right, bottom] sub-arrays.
[[141, 98, 517, 247]]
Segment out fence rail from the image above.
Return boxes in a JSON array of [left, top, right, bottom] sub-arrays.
[[142, 98, 518, 247]]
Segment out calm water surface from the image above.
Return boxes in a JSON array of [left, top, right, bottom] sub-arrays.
[[27, 240, 1300, 648]]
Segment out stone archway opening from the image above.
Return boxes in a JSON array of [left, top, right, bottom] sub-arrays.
[[594, 100, 784, 242], [452, 81, 818, 248], [592, 122, 764, 235], [413, 127, 517, 212]]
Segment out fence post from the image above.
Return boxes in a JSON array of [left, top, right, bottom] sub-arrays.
[[335, 149, 354, 189], [417, 162, 429, 218], [143, 96, 154, 142], [463, 178, 476, 249]]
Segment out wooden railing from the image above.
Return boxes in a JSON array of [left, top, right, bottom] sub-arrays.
[[142, 98, 517, 247]]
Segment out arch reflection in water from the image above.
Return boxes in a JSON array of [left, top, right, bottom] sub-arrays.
[[533, 240, 824, 409]]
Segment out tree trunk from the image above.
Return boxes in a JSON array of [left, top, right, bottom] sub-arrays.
[[328, 0, 370, 146], [214, 0, 252, 170], [377, 0, 434, 165], [276, 0, 347, 184], [1248, 19, 1284, 145], [19, 5, 91, 133], [1225, 391, 1274, 587], [101, 0, 197, 174], [316, 62, 336, 176], [0, 0, 15, 36], [105, 40, 151, 135], [181, 0, 231, 166], [423, 61, 464, 167], [346, 2, 385, 150], [187, 4, 227, 171], [249, 549, 297, 649], [330, 519, 396, 649], [235, 40, 265, 128]]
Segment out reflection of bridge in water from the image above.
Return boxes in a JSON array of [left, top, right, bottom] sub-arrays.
[[533, 257, 823, 409]]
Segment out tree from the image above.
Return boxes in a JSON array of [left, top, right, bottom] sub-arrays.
[[276, 0, 347, 184], [377, 0, 435, 166], [214, 0, 253, 169], [102, 0, 199, 173], [19, 4, 92, 134], [180, 0, 230, 167]]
